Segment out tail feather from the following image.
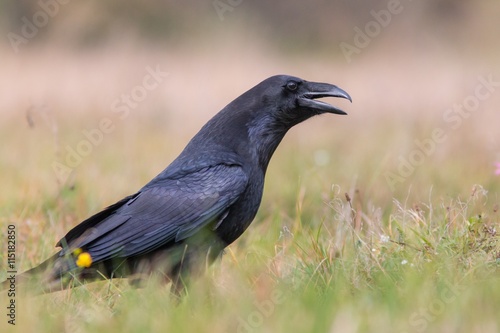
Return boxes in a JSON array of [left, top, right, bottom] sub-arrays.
[[1, 253, 119, 294], [1, 253, 63, 293]]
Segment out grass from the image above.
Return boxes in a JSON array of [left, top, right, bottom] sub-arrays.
[[1, 103, 500, 333]]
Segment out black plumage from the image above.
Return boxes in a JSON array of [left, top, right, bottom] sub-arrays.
[[2, 75, 351, 294]]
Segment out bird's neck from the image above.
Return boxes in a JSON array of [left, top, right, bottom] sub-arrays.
[[245, 114, 289, 173], [186, 108, 293, 173]]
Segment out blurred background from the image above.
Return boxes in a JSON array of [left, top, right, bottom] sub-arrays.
[[1, 0, 499, 214], [3, 3, 500, 331]]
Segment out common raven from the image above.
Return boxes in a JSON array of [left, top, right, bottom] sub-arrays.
[[2, 75, 351, 294]]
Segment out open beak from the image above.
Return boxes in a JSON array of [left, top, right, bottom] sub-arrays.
[[298, 82, 352, 115]]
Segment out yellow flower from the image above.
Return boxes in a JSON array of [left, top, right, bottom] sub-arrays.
[[76, 252, 93, 268]]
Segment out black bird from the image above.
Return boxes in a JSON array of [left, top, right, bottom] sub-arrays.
[[2, 75, 351, 294]]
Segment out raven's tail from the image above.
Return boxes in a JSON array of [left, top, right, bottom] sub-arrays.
[[1, 253, 67, 294], [2, 252, 120, 294]]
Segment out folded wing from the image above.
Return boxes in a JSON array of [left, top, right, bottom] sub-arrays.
[[56, 163, 248, 264]]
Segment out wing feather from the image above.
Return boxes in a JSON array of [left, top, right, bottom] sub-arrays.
[[58, 163, 247, 264]]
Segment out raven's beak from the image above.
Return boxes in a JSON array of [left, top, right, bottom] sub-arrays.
[[298, 82, 352, 115]]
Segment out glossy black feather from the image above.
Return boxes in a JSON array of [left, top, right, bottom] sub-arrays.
[[3, 75, 350, 293], [59, 163, 247, 263]]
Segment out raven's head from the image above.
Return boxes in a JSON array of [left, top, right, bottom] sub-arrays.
[[190, 74, 352, 170], [261, 75, 352, 122], [251, 75, 351, 128]]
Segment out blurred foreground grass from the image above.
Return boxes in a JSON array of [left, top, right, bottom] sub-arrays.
[[1, 107, 500, 333]]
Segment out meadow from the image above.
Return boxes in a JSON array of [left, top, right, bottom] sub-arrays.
[[1, 32, 500, 333]]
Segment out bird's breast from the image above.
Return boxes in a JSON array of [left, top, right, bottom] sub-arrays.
[[215, 169, 265, 245]]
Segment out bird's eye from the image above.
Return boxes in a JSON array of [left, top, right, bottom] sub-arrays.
[[286, 81, 298, 92]]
